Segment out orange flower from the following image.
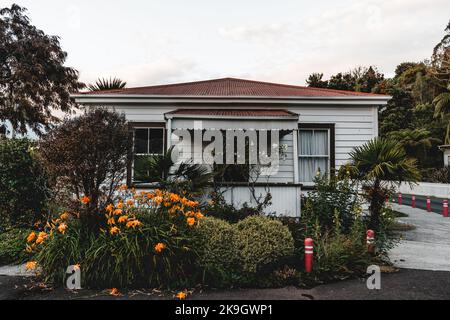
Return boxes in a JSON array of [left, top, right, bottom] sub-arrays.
[[35, 232, 47, 244], [60, 212, 70, 220], [110, 288, 120, 296], [195, 211, 204, 219], [58, 223, 68, 234], [117, 202, 124, 209], [105, 204, 114, 213], [153, 196, 163, 205], [154, 242, 166, 253], [80, 196, 90, 204], [126, 199, 134, 206], [27, 232, 36, 243], [176, 291, 187, 300], [187, 217, 196, 227], [113, 208, 122, 215], [110, 227, 120, 235], [118, 184, 128, 191], [146, 192, 155, 199], [25, 261, 37, 270], [126, 220, 141, 229], [169, 193, 180, 202], [117, 215, 128, 223], [107, 217, 115, 225], [74, 263, 81, 271]]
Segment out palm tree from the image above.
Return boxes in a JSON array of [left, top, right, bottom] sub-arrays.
[[87, 77, 127, 91], [349, 138, 420, 229], [387, 128, 441, 164], [433, 84, 450, 144], [134, 146, 212, 196]]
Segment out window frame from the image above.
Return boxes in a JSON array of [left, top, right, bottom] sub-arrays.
[[297, 124, 335, 186], [127, 123, 166, 186]]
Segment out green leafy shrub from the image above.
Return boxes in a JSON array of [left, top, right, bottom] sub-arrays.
[[0, 228, 33, 265], [204, 191, 260, 223], [29, 189, 202, 289], [301, 173, 361, 234], [310, 220, 370, 281], [235, 215, 295, 274], [0, 138, 51, 228], [194, 217, 241, 286]]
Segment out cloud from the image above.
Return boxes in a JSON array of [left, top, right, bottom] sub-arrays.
[[217, 0, 450, 84]]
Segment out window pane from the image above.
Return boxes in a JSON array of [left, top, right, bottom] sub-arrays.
[[299, 130, 313, 155], [134, 129, 148, 154], [299, 157, 329, 182], [313, 130, 328, 155], [149, 128, 164, 155]]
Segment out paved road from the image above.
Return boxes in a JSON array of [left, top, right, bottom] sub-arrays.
[[390, 194, 446, 215], [389, 203, 450, 271], [1, 269, 450, 300]]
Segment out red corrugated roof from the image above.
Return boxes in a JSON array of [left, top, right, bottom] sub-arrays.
[[80, 77, 386, 97], [165, 109, 298, 118]]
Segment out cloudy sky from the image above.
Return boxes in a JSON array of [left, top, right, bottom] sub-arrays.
[[4, 0, 450, 87]]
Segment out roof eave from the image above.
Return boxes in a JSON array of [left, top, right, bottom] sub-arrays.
[[72, 94, 391, 105]]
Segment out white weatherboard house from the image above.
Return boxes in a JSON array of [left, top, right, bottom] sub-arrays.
[[73, 78, 390, 217]]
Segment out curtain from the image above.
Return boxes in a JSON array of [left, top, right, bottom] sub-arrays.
[[299, 129, 329, 182]]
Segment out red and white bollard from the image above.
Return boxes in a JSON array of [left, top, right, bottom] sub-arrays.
[[411, 195, 416, 208], [398, 193, 402, 206], [427, 197, 432, 212], [443, 200, 448, 217], [366, 230, 375, 254], [385, 195, 389, 205], [304, 238, 313, 273]]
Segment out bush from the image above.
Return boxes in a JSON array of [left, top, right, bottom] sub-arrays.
[[39, 109, 129, 230], [301, 173, 361, 234], [0, 138, 51, 228], [235, 216, 294, 274], [203, 191, 260, 223], [310, 221, 370, 281], [28, 189, 202, 288], [422, 167, 450, 183], [194, 217, 241, 286], [0, 228, 33, 265]]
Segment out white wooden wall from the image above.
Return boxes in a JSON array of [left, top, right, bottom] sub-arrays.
[[111, 104, 378, 173]]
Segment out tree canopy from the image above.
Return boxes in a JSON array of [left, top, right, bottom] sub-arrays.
[[0, 4, 84, 135]]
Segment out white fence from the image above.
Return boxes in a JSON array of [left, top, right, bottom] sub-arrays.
[[221, 185, 302, 217], [397, 182, 450, 199]]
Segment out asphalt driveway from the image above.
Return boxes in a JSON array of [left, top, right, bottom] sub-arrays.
[[389, 203, 450, 271]]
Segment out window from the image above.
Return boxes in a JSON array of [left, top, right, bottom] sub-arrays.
[[298, 128, 330, 183], [133, 127, 165, 183]]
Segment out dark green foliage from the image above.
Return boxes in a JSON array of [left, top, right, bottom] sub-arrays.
[[134, 146, 212, 196], [0, 138, 51, 228], [301, 173, 360, 234], [348, 138, 420, 229], [0, 228, 32, 265], [203, 191, 260, 223], [0, 4, 84, 135], [87, 77, 127, 91]]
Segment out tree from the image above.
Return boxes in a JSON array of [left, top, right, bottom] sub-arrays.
[[430, 21, 450, 144], [387, 128, 441, 166], [348, 138, 420, 229], [134, 146, 212, 196], [39, 109, 129, 230], [87, 77, 127, 91], [306, 73, 328, 88], [0, 5, 84, 135], [306, 66, 384, 93], [0, 138, 51, 228]]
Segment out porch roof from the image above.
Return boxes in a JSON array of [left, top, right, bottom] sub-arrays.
[[165, 109, 299, 130]]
